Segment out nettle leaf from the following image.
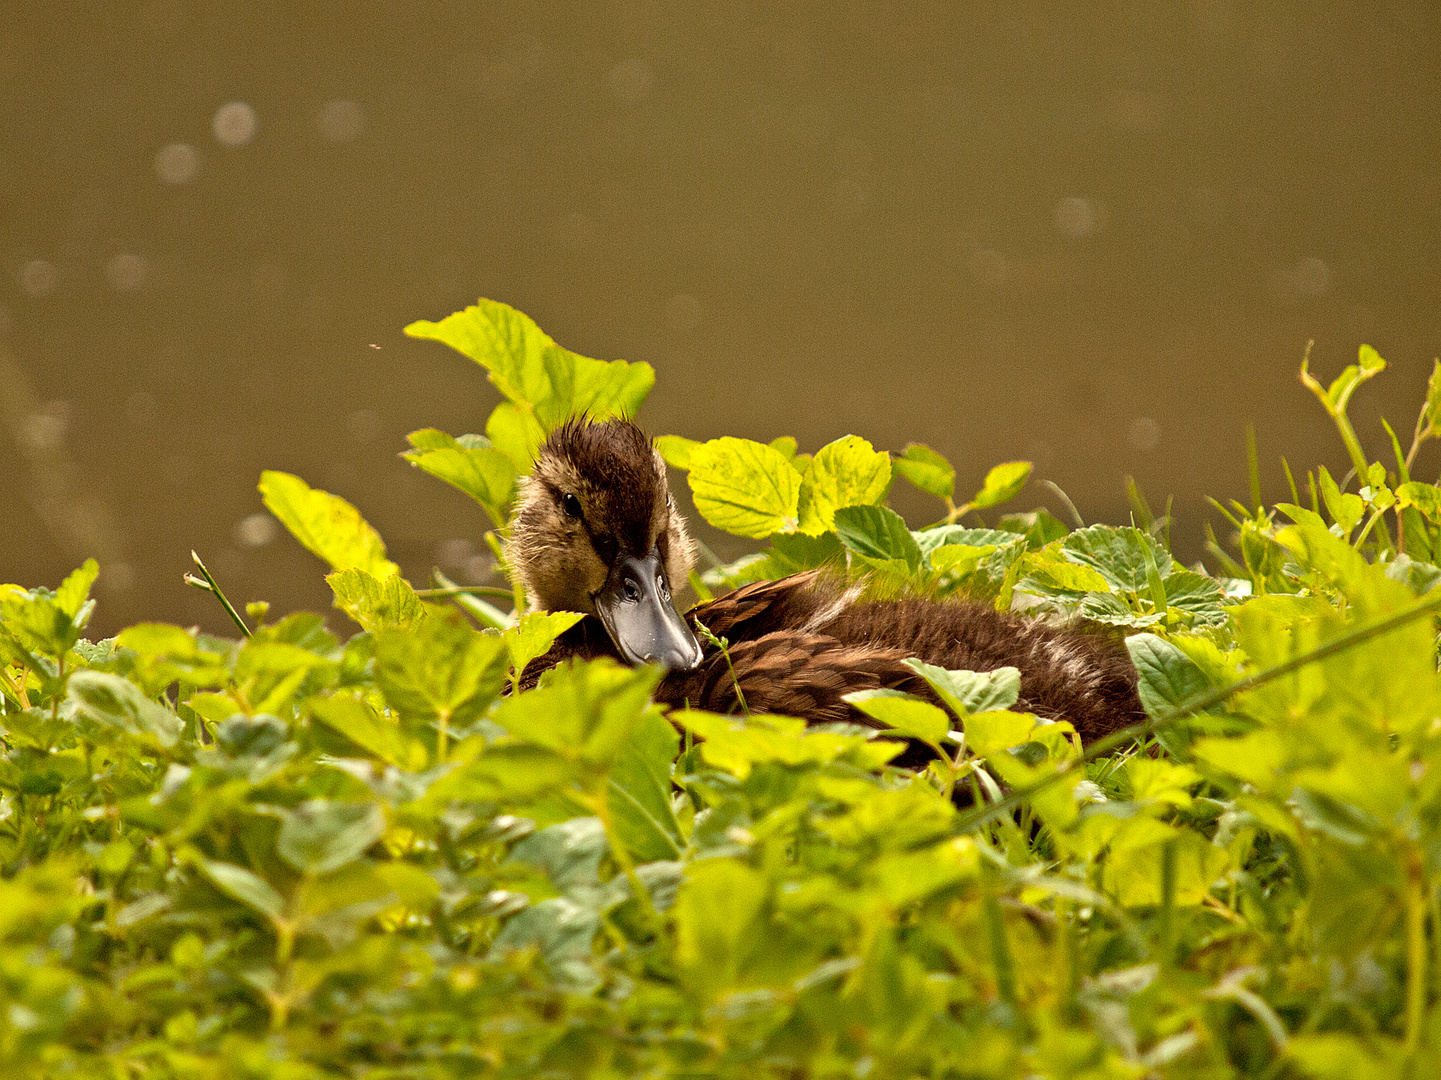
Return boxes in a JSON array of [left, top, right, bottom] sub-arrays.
[[404, 298, 653, 431], [1062, 525, 1173, 594], [197, 858, 285, 922], [1126, 634, 1210, 720], [688, 437, 801, 538], [54, 559, 99, 619], [402, 433, 517, 527], [1078, 591, 1164, 628], [608, 711, 685, 862], [674, 710, 900, 779], [486, 401, 549, 471], [1014, 559, 1113, 602], [892, 443, 955, 500], [795, 435, 892, 535], [67, 670, 184, 747], [375, 607, 509, 729], [843, 689, 950, 745], [654, 434, 701, 470], [674, 858, 768, 994], [490, 659, 662, 769], [1161, 570, 1228, 627], [901, 659, 1020, 718], [833, 505, 923, 573], [962, 710, 1037, 756], [276, 800, 387, 876], [912, 525, 1015, 555], [504, 611, 586, 679], [328, 568, 425, 632], [309, 692, 429, 771], [508, 818, 607, 890], [971, 461, 1031, 510], [259, 471, 399, 578]]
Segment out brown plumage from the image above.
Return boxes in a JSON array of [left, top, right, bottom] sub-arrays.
[[509, 419, 1147, 748]]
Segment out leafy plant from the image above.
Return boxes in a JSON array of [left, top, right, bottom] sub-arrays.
[[3, 303, 1441, 1078]]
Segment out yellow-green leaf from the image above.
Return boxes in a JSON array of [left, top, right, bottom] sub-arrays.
[[796, 435, 892, 535], [259, 471, 398, 578], [687, 437, 801, 538]]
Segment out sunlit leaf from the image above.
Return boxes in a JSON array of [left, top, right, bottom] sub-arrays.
[[259, 470, 399, 578], [687, 437, 801, 537]]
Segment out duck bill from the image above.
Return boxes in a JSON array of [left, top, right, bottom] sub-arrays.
[[594, 550, 703, 671]]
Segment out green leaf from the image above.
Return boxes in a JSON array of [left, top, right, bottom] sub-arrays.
[[402, 436, 517, 527], [833, 505, 923, 573], [963, 710, 1037, 756], [843, 689, 951, 745], [1316, 465, 1363, 533], [900, 659, 1020, 718], [891, 443, 955, 500], [1162, 570, 1228, 627], [1423, 359, 1441, 429], [66, 670, 184, 747], [674, 859, 768, 993], [375, 608, 509, 730], [654, 434, 701, 470], [1077, 591, 1164, 628], [608, 712, 685, 862], [1125, 633, 1210, 719], [259, 470, 399, 578], [490, 659, 662, 769], [309, 692, 429, 770], [54, 559, 99, 619], [971, 461, 1031, 510], [328, 568, 425, 632], [1062, 525, 1173, 593], [276, 800, 387, 876], [196, 859, 285, 921], [486, 401, 549, 471], [795, 435, 892, 535], [1101, 827, 1229, 907], [687, 437, 801, 537], [404, 298, 654, 429], [503, 611, 586, 678]]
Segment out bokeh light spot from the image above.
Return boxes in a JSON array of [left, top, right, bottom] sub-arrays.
[[18, 260, 58, 297], [105, 253, 148, 292], [154, 143, 199, 183], [1129, 417, 1160, 452], [212, 101, 257, 146], [1053, 196, 1099, 239], [436, 538, 475, 568], [317, 99, 365, 142], [236, 513, 279, 548]]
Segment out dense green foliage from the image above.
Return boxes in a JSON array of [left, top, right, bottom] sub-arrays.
[[5, 301, 1441, 1077]]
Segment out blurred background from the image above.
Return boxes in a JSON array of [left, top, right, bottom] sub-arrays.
[[2, 2, 1439, 636]]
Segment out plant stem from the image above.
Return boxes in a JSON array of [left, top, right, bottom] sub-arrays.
[[186, 551, 252, 638], [1405, 847, 1428, 1056]]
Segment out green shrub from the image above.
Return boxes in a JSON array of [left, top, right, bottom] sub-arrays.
[[3, 301, 1441, 1077]]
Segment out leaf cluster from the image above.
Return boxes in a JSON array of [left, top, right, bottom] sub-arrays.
[[4, 315, 1441, 1077]]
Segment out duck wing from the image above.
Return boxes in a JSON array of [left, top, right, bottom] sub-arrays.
[[685, 571, 845, 640]]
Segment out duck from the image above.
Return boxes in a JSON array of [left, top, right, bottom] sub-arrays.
[[508, 417, 1148, 747]]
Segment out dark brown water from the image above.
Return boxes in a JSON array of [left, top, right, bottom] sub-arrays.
[[3, 3, 1440, 635]]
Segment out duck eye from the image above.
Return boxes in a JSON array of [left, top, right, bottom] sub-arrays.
[[561, 493, 583, 520]]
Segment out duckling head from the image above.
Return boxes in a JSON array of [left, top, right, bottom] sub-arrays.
[[508, 417, 704, 671]]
